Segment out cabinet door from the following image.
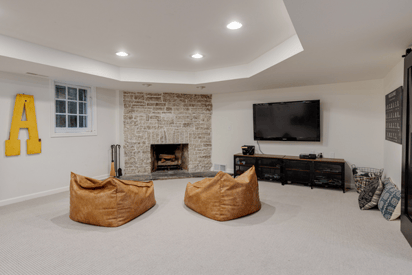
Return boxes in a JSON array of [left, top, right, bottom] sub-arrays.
[[257, 158, 282, 181], [234, 156, 255, 177], [313, 162, 343, 188], [284, 160, 312, 184]]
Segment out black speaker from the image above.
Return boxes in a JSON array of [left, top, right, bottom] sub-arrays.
[[242, 145, 255, 155]]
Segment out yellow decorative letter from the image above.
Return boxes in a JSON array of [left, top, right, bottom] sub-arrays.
[[5, 94, 41, 156]]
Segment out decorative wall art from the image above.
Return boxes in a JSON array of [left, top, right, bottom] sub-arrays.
[[5, 94, 41, 156], [385, 86, 403, 144]]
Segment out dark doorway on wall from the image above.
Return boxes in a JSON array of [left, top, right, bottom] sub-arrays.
[[401, 49, 412, 247], [150, 144, 188, 172]]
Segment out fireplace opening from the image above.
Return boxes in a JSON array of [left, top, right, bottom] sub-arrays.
[[151, 144, 188, 172]]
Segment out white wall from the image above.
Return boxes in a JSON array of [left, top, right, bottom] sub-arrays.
[[0, 71, 118, 205], [0, 64, 400, 203], [212, 79, 385, 184], [383, 59, 404, 186]]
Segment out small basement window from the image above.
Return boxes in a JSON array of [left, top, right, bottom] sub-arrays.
[[52, 82, 97, 137]]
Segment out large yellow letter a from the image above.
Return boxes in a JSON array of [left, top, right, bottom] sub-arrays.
[[5, 94, 41, 156]]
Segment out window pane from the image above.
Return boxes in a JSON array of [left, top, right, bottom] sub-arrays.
[[79, 102, 87, 114], [56, 100, 66, 113], [68, 101, 77, 114], [56, 115, 66, 127], [79, 89, 87, 101], [55, 85, 66, 99], [68, 115, 77, 128], [68, 87, 77, 100], [79, 116, 87, 128]]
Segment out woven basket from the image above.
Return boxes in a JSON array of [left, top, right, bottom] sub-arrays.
[[351, 165, 383, 193]]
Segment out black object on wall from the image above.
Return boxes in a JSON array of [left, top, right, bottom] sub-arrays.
[[401, 49, 412, 247], [253, 100, 320, 142], [386, 86, 403, 144]]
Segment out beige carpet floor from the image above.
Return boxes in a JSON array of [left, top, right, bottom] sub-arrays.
[[0, 178, 411, 275]]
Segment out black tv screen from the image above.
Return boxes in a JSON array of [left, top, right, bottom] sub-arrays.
[[253, 100, 320, 141]]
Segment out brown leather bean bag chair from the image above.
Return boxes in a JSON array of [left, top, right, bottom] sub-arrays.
[[184, 166, 261, 221], [70, 173, 156, 227]]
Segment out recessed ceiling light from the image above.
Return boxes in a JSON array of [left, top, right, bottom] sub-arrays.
[[116, 51, 129, 57], [227, 21, 242, 30], [191, 53, 203, 59]]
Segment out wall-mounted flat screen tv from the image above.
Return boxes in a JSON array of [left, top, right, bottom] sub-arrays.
[[253, 100, 320, 141]]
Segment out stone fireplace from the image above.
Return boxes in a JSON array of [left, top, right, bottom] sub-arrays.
[[123, 92, 212, 175], [150, 143, 189, 172]]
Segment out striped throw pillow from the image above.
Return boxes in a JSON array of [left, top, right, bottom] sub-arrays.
[[358, 178, 383, 210]]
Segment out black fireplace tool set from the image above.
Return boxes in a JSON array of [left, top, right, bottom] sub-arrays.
[[110, 144, 122, 178]]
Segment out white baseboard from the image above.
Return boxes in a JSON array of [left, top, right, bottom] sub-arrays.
[[0, 186, 69, 207], [0, 173, 110, 207], [226, 168, 234, 174], [211, 167, 234, 174], [94, 174, 110, 180]]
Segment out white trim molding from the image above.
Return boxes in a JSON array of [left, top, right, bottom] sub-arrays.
[[0, 174, 110, 207], [0, 186, 68, 207]]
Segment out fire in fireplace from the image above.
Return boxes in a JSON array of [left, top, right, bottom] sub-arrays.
[[150, 144, 188, 172]]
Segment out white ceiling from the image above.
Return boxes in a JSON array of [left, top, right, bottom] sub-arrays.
[[0, 0, 297, 71], [0, 0, 412, 93]]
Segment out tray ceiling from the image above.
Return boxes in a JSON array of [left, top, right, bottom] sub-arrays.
[[0, 0, 411, 93]]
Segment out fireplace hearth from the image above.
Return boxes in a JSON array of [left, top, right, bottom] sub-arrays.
[[151, 144, 188, 172]]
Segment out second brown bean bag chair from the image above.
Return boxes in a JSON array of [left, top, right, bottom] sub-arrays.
[[70, 173, 156, 227], [184, 166, 261, 221]]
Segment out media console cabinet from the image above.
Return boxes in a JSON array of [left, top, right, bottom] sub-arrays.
[[234, 154, 346, 193]]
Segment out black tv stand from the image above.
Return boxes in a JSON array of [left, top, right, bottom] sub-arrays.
[[234, 154, 346, 193]]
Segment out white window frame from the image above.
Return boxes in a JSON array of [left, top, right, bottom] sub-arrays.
[[50, 80, 97, 137]]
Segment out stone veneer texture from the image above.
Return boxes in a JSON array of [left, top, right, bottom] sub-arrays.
[[123, 92, 212, 175]]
